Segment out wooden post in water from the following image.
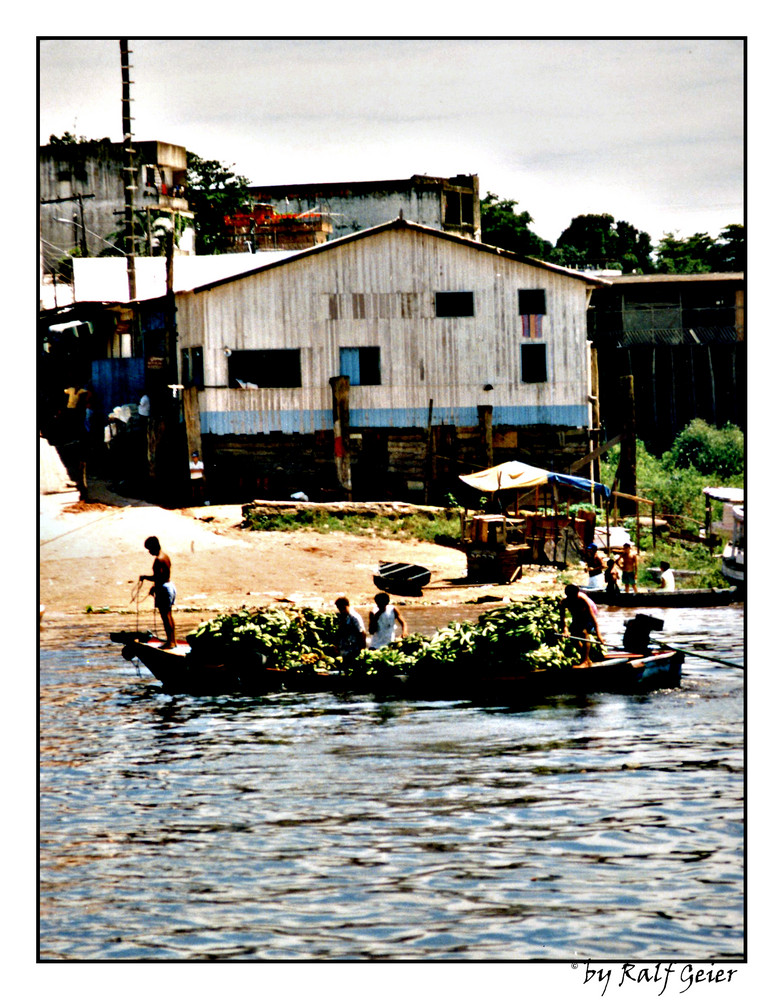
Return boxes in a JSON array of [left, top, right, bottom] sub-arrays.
[[330, 375, 352, 499]]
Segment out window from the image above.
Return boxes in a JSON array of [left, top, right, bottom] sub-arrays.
[[521, 344, 548, 383], [444, 190, 475, 228], [518, 289, 547, 315], [228, 349, 301, 388], [181, 347, 204, 389], [435, 291, 474, 317], [340, 347, 381, 386], [519, 289, 546, 339]]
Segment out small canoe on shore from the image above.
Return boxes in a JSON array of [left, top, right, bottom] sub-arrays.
[[373, 561, 431, 596], [582, 587, 742, 608], [115, 634, 683, 702]]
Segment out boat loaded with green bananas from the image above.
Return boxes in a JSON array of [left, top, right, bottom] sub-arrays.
[[184, 596, 594, 695]]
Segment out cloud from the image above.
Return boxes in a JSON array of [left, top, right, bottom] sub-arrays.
[[39, 37, 744, 243]]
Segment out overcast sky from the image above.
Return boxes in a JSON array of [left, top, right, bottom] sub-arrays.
[[39, 37, 744, 246]]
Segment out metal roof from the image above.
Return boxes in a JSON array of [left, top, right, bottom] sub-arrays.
[[188, 218, 610, 295], [601, 272, 744, 285]]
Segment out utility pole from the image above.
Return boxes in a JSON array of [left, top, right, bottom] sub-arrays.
[[120, 39, 137, 300]]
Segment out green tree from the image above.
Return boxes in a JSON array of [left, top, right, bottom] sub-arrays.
[[554, 214, 653, 272], [708, 224, 745, 272], [47, 132, 112, 147], [654, 231, 716, 273], [186, 152, 251, 254], [615, 219, 655, 273], [663, 419, 744, 478], [480, 193, 554, 259]]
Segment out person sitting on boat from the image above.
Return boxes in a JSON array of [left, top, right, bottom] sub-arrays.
[[659, 561, 676, 592], [559, 584, 605, 668], [584, 544, 605, 589], [334, 596, 367, 668], [139, 536, 176, 649], [618, 542, 639, 593], [368, 592, 408, 650], [604, 558, 621, 595]]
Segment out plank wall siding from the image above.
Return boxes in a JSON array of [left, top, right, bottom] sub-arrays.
[[174, 222, 600, 497]]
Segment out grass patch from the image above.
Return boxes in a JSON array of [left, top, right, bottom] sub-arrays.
[[245, 508, 463, 547]]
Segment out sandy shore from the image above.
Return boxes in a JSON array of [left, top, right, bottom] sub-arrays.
[[39, 482, 573, 620]]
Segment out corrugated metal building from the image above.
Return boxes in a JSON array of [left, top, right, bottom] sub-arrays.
[[588, 272, 745, 452], [175, 219, 606, 500]]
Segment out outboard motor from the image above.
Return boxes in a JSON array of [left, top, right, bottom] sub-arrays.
[[623, 614, 665, 654]]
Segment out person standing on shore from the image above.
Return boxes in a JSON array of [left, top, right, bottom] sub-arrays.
[[659, 561, 676, 591], [368, 592, 408, 649], [584, 544, 605, 590], [618, 542, 638, 593], [604, 558, 621, 595], [140, 536, 176, 648], [189, 451, 206, 505]]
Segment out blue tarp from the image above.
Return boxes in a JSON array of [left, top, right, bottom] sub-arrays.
[[460, 460, 610, 499], [549, 472, 611, 500]]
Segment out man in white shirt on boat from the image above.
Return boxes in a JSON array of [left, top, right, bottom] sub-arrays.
[[368, 592, 408, 649]]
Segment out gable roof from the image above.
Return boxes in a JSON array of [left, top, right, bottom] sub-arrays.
[[190, 217, 609, 295]]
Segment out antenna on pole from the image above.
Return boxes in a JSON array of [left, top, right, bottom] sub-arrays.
[[120, 39, 136, 300]]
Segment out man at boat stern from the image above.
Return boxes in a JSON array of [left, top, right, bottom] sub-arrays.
[[140, 536, 176, 649], [559, 585, 605, 668]]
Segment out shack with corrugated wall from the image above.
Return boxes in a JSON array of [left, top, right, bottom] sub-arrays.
[[175, 219, 606, 501]]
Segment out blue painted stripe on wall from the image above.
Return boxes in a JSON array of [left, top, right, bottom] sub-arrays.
[[201, 404, 588, 435]]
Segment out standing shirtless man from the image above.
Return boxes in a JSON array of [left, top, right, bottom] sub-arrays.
[[140, 536, 176, 648], [618, 542, 639, 593], [559, 584, 605, 668]]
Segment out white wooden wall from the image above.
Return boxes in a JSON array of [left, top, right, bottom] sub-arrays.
[[175, 226, 596, 434]]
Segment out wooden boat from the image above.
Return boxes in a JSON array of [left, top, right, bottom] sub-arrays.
[[115, 634, 683, 703], [582, 587, 742, 608], [116, 634, 340, 696], [373, 561, 431, 596]]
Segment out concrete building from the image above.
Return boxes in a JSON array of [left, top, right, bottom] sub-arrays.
[[247, 174, 481, 244], [39, 139, 193, 275], [174, 218, 605, 501]]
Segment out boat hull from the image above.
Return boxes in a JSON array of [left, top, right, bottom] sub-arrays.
[[119, 638, 682, 703], [395, 650, 683, 704], [583, 587, 741, 608], [121, 638, 291, 695], [373, 561, 431, 596]]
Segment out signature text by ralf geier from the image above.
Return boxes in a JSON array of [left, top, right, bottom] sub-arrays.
[[580, 962, 738, 996]]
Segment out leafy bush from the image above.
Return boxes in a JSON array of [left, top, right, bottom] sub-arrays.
[[663, 419, 744, 478], [601, 423, 743, 527]]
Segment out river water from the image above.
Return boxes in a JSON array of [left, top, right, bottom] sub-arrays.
[[39, 603, 744, 962]]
